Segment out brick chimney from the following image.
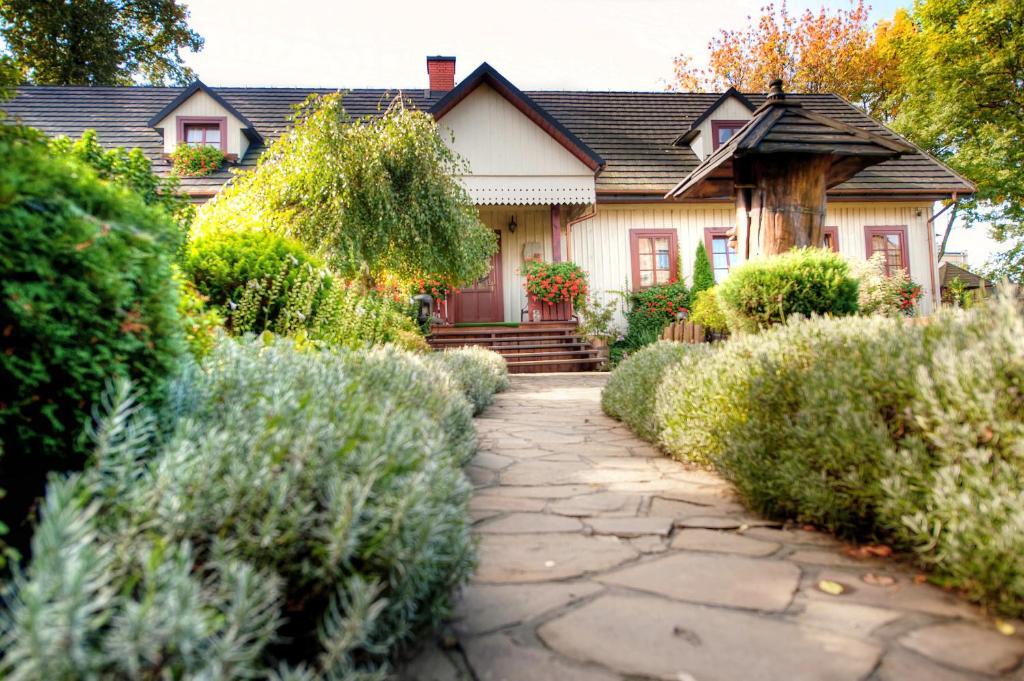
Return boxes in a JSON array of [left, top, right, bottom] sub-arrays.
[[427, 56, 456, 93]]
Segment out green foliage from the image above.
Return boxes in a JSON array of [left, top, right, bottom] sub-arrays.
[[689, 287, 728, 333], [170, 143, 225, 177], [2, 337, 488, 677], [184, 230, 325, 319], [522, 260, 589, 306], [175, 274, 223, 359], [850, 252, 920, 317], [602, 341, 704, 442], [50, 130, 193, 232], [429, 346, 510, 415], [892, 0, 1024, 243], [716, 248, 859, 333], [691, 241, 715, 294], [0, 0, 204, 85], [192, 95, 497, 287], [623, 281, 690, 349], [576, 293, 620, 341], [619, 290, 1024, 616], [0, 123, 184, 542]]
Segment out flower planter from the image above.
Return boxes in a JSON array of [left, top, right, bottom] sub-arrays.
[[527, 294, 574, 322]]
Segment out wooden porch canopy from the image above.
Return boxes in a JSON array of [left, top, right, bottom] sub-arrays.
[[666, 83, 915, 201]]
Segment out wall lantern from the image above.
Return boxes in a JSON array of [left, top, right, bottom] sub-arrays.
[[508, 215, 518, 233], [411, 293, 434, 326]]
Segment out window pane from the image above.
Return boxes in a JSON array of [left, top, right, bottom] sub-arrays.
[[713, 267, 728, 283], [655, 269, 671, 284], [639, 238, 652, 255], [712, 237, 727, 255], [186, 127, 203, 143], [656, 252, 670, 270], [640, 271, 654, 287], [205, 127, 221, 144], [713, 252, 729, 269], [639, 254, 654, 271]]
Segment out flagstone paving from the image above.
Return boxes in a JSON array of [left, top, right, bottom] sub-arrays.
[[401, 373, 1024, 681]]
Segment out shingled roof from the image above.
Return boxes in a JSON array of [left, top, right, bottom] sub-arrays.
[[1, 80, 975, 200]]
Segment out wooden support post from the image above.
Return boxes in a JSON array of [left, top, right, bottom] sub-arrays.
[[739, 153, 831, 256], [551, 204, 562, 262]]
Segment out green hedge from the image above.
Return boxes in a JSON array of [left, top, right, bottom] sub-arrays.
[[623, 281, 690, 349], [717, 248, 859, 333], [606, 291, 1024, 616], [1, 338, 492, 678], [602, 341, 704, 442], [430, 346, 510, 415], [0, 124, 185, 548], [688, 287, 729, 333]]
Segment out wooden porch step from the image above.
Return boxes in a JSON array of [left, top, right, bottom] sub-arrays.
[[428, 334, 584, 345], [506, 357, 606, 373], [429, 324, 576, 337], [502, 349, 602, 360]]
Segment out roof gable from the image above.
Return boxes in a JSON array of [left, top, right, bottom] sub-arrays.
[[429, 63, 604, 172], [673, 87, 755, 145], [147, 80, 263, 144]]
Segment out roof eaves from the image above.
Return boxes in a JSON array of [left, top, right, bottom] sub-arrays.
[[428, 62, 605, 172]]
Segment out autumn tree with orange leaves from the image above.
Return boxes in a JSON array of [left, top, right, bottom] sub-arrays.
[[670, 1, 906, 120]]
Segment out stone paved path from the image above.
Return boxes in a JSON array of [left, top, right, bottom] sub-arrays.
[[402, 374, 1024, 681]]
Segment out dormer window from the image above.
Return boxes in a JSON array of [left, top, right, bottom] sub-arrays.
[[184, 122, 220, 147], [176, 116, 227, 151], [711, 120, 747, 150]]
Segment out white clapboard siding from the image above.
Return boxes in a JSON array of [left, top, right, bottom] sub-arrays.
[[691, 95, 755, 160], [479, 206, 556, 322], [566, 201, 939, 323], [154, 90, 249, 159]]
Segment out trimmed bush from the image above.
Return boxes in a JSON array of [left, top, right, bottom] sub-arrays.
[[647, 291, 1024, 616], [716, 248, 859, 333], [688, 287, 729, 333], [602, 341, 705, 442], [430, 346, 510, 415], [851, 252, 923, 317], [691, 241, 715, 294], [623, 281, 690, 349], [183, 229, 325, 316], [2, 338, 479, 677], [0, 124, 185, 544]]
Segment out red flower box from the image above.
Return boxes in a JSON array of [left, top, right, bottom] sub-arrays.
[[527, 294, 574, 322]]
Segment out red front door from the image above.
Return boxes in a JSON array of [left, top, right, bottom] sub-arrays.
[[453, 231, 503, 323]]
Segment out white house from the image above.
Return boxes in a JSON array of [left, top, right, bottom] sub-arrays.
[[4, 56, 974, 325]]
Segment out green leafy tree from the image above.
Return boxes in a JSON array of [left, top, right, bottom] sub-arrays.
[[891, 0, 1023, 277], [692, 241, 715, 294], [0, 0, 203, 85], [193, 94, 497, 287]]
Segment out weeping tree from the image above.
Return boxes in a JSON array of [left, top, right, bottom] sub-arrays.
[[192, 94, 496, 287]]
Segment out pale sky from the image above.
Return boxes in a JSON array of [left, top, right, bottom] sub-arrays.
[[179, 0, 999, 268]]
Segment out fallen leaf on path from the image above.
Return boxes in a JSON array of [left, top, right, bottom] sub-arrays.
[[818, 580, 845, 595], [844, 544, 893, 559], [913, 574, 928, 585], [995, 619, 1016, 636], [861, 573, 896, 587]]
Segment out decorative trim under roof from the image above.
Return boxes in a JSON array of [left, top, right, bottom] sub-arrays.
[[458, 175, 596, 205], [672, 87, 756, 146], [666, 91, 916, 200], [146, 80, 264, 145], [429, 62, 605, 172]]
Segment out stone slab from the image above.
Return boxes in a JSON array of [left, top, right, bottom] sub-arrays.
[[587, 516, 673, 538], [596, 551, 799, 612], [538, 594, 881, 681], [474, 533, 639, 583], [899, 622, 1024, 675], [795, 600, 903, 638], [469, 495, 547, 513], [464, 632, 624, 681], [807, 569, 980, 619], [670, 529, 780, 556], [453, 581, 604, 635], [549, 492, 641, 517], [476, 513, 582, 534]]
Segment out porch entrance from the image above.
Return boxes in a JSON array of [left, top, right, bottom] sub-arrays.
[[453, 230, 504, 323]]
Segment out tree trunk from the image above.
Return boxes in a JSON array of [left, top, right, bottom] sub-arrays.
[[742, 154, 832, 257]]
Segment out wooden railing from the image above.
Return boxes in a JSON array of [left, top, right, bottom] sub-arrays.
[[660, 321, 707, 344]]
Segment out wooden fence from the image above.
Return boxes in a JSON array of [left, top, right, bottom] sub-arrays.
[[660, 321, 707, 344]]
